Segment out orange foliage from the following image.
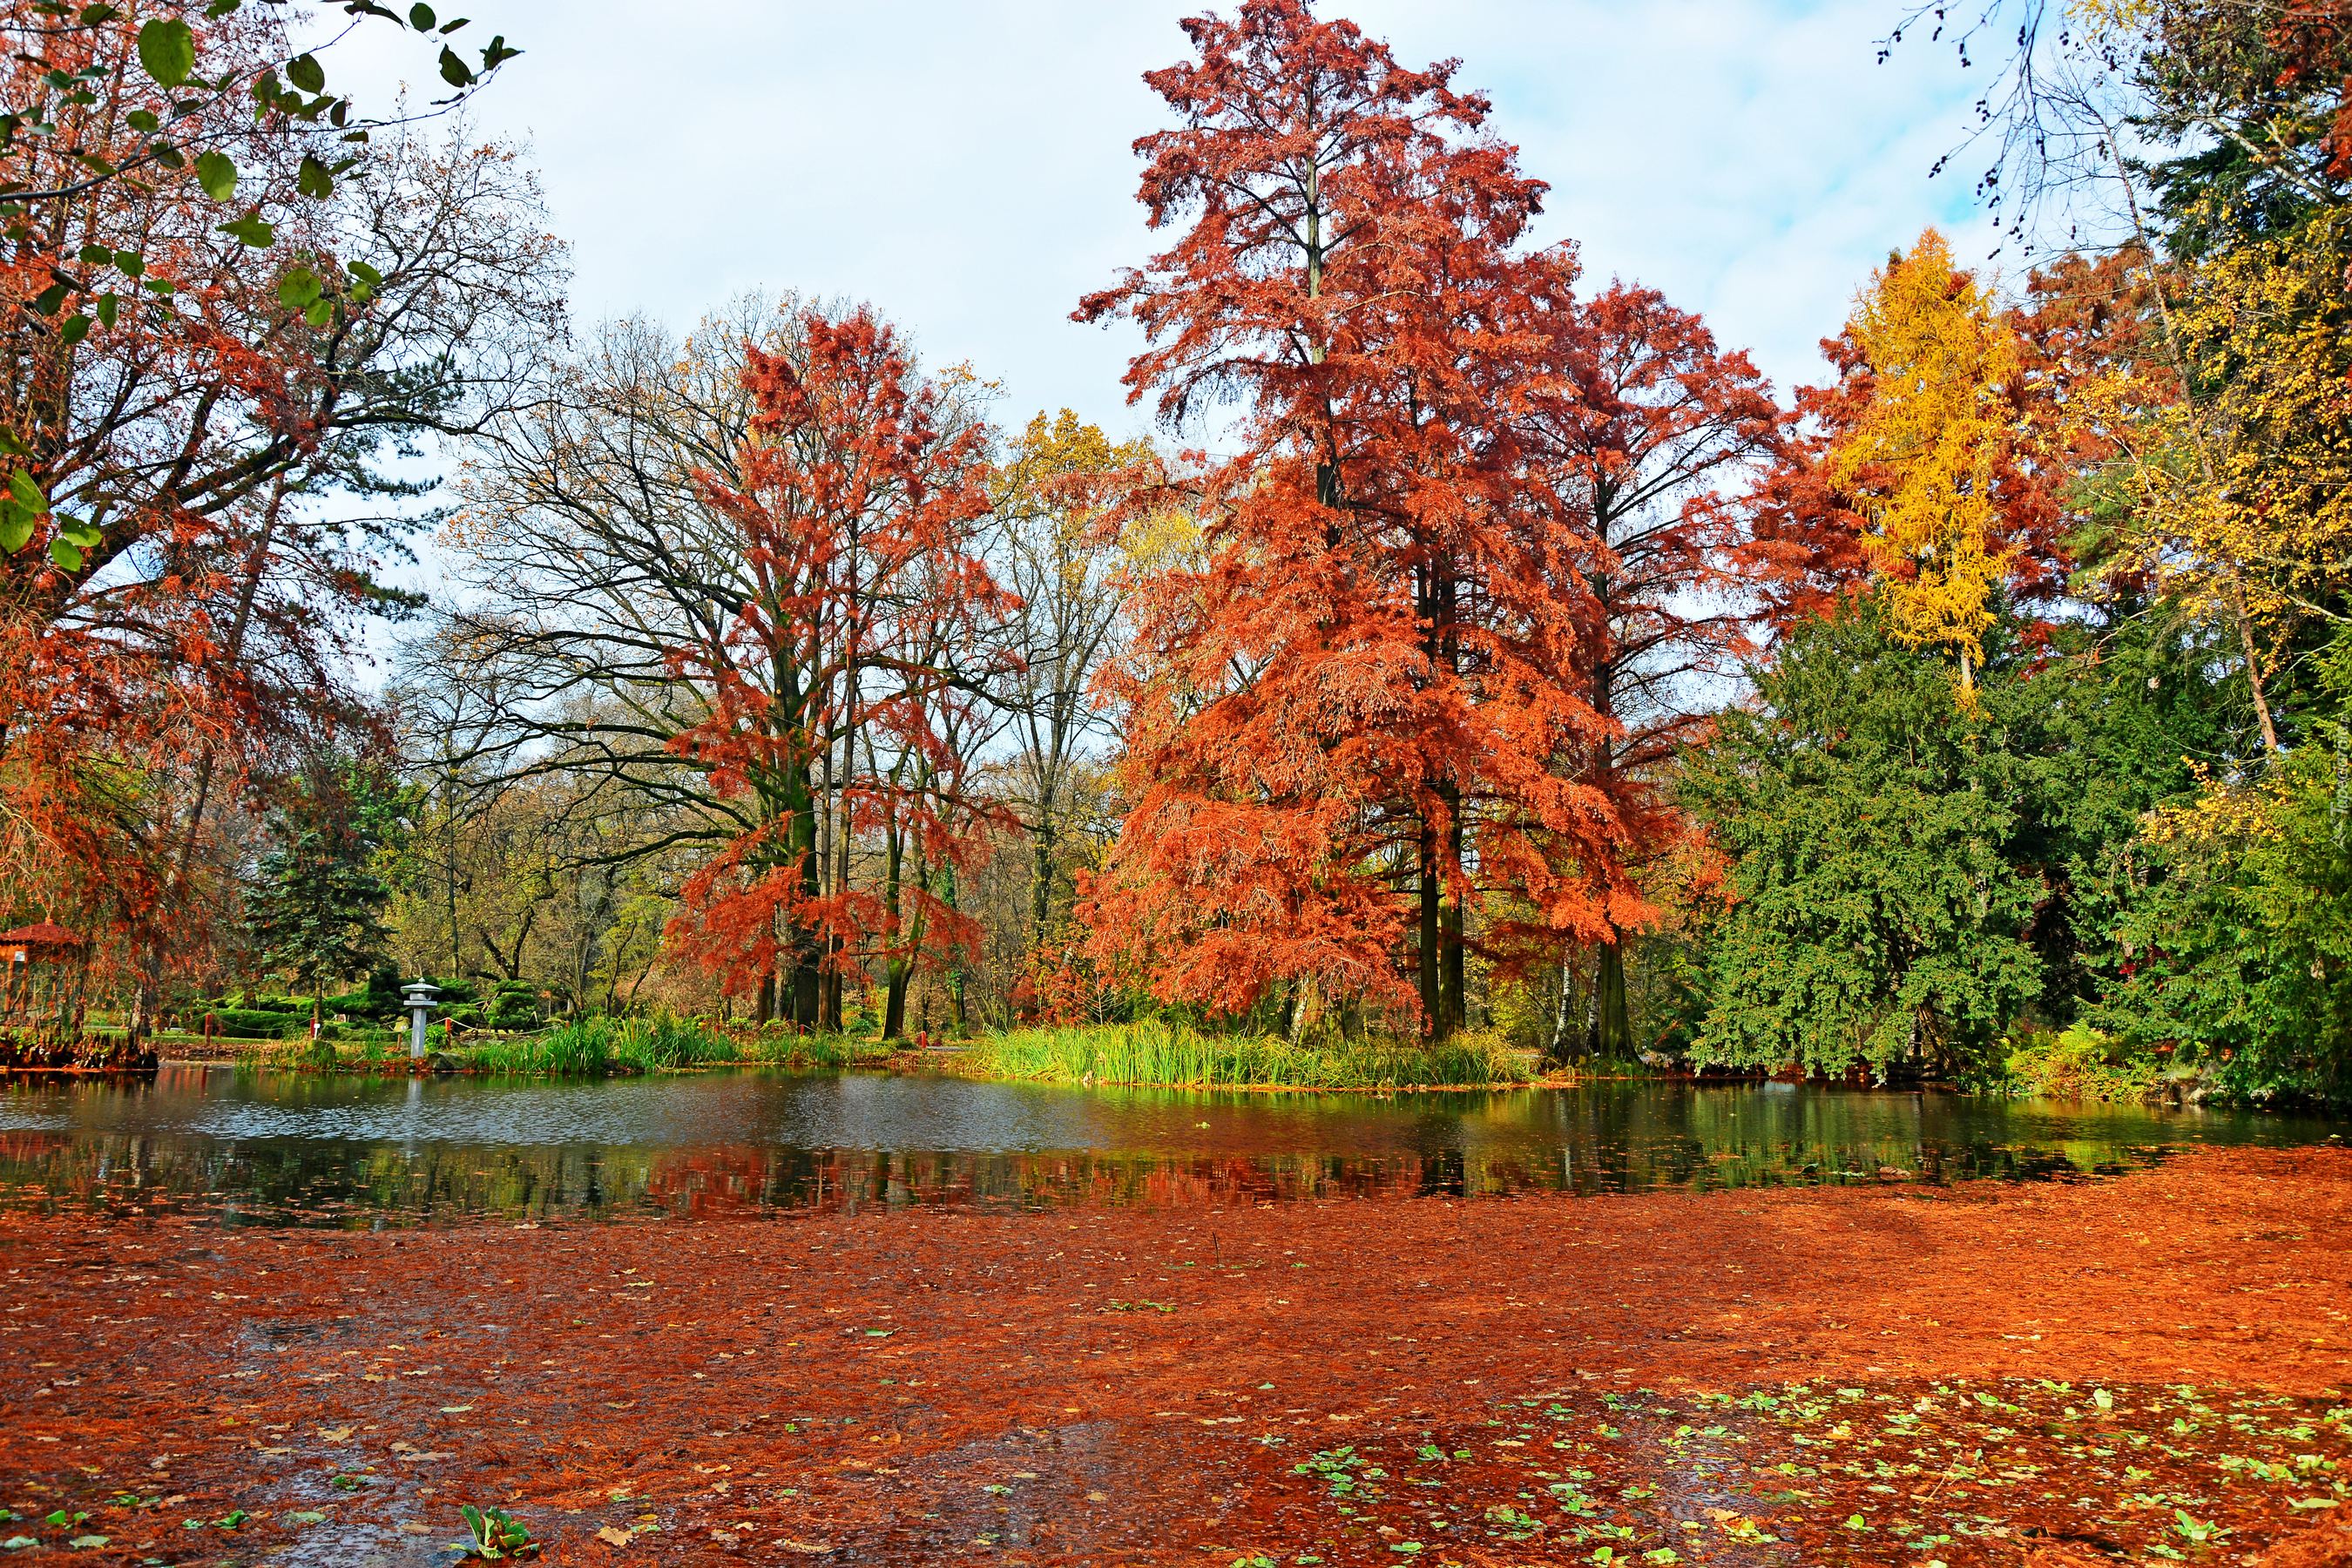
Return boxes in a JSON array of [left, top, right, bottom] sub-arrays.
[[0, 4, 398, 985], [1075, 1, 1771, 1029], [661, 308, 1011, 1018]]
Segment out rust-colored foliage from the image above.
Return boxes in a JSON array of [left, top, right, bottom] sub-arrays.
[[1077, 0, 1734, 1031], [0, 3, 543, 1007], [2, 1146, 2345, 1564], [1513, 275, 1780, 1046], [2265, 1, 2352, 179], [662, 308, 1010, 1025]]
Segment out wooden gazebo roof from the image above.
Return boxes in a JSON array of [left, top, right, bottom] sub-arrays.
[[0, 922, 84, 948]]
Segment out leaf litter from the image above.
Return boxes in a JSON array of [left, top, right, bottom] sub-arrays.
[[0, 1144, 2344, 1564]]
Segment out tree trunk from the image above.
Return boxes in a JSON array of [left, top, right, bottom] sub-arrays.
[[941, 862, 968, 1032], [1588, 936, 1631, 1059], [1417, 808, 1443, 1037], [1549, 946, 1578, 1062], [1031, 815, 1057, 936], [1440, 783, 1466, 1035], [881, 811, 908, 1040]]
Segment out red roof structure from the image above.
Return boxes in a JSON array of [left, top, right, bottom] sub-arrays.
[[0, 923, 84, 948]]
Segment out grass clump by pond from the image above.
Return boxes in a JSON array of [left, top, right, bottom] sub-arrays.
[[951, 1020, 1528, 1089], [459, 1013, 734, 1075], [456, 1015, 895, 1074], [229, 1012, 1515, 1088]]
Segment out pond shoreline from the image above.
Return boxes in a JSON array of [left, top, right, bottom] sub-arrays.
[[3, 1145, 2346, 1565]]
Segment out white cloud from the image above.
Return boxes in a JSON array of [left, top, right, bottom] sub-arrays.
[[328, 0, 2009, 417], [321, 0, 2016, 652]]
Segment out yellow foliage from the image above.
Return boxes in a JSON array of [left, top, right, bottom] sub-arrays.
[[993, 408, 1193, 581], [1831, 229, 2017, 695], [2065, 0, 2153, 40], [2108, 211, 2352, 637], [2139, 760, 2290, 850]]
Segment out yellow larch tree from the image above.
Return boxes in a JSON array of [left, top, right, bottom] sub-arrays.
[[1831, 228, 2019, 699]]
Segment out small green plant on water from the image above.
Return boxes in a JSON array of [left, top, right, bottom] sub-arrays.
[[2172, 1511, 2227, 1545], [455, 1504, 536, 1559]]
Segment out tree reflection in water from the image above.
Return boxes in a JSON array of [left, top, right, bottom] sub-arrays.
[[0, 1066, 2333, 1227]]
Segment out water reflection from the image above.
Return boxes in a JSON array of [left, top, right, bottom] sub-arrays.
[[0, 1064, 2337, 1227]]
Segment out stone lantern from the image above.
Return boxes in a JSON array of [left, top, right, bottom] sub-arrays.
[[402, 980, 443, 1060]]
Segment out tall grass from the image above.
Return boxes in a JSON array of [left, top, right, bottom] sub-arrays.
[[953, 1020, 1524, 1089], [731, 1029, 898, 1069], [460, 1013, 739, 1076]]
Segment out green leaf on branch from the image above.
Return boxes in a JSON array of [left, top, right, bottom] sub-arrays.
[[58, 313, 88, 344], [136, 18, 195, 88], [296, 154, 333, 199], [194, 150, 236, 201], [31, 283, 66, 315], [125, 108, 158, 133], [409, 2, 435, 28], [287, 53, 326, 93], [112, 249, 141, 276], [436, 45, 473, 87], [94, 294, 116, 327], [481, 35, 518, 69], [57, 517, 101, 549], [0, 507, 31, 555], [278, 266, 321, 310], [77, 242, 110, 265], [151, 141, 185, 170], [12, 470, 48, 515], [49, 537, 83, 571], [204, 0, 242, 15], [219, 214, 274, 247], [78, 4, 121, 22], [304, 298, 333, 328]]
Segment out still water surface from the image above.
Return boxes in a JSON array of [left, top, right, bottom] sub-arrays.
[[0, 1065, 2340, 1226]]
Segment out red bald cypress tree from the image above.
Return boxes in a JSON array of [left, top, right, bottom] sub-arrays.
[[1078, 0, 1643, 1035], [1517, 273, 1780, 1055], [666, 308, 1009, 1030]]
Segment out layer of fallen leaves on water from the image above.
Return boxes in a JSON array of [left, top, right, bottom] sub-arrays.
[[2, 1377, 2342, 1565], [1215, 1378, 2349, 1565], [3, 1145, 2346, 1564]]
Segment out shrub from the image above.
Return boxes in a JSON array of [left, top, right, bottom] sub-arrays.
[[206, 1007, 301, 1040], [2003, 1023, 2161, 1102]]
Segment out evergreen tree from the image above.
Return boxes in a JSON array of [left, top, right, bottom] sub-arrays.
[[1683, 597, 2229, 1079], [248, 763, 406, 1025]]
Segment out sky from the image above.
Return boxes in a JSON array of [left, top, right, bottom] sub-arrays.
[[327, 0, 2012, 446]]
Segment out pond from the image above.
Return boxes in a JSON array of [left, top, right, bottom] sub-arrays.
[[0, 1064, 2340, 1227]]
